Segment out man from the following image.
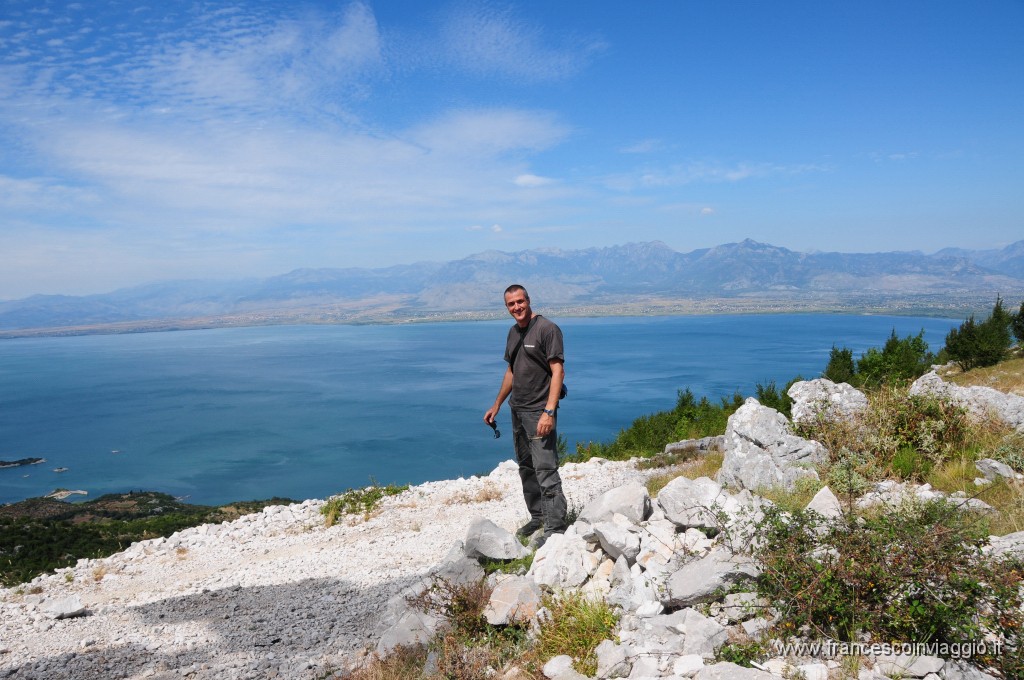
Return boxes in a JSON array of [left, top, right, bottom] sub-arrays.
[[484, 284, 568, 548]]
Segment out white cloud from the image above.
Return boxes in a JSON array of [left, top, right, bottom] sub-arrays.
[[491, 224, 503, 233], [440, 3, 604, 82], [514, 173, 555, 187]]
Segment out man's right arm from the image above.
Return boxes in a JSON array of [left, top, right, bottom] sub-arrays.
[[484, 366, 514, 425]]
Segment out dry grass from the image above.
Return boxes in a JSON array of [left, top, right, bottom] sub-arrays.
[[939, 354, 1024, 396], [646, 451, 724, 497], [447, 481, 505, 505], [91, 565, 107, 582]]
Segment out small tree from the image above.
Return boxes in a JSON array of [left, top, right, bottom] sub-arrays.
[[1012, 300, 1024, 346], [823, 346, 856, 384], [856, 330, 934, 387], [944, 296, 1013, 371]]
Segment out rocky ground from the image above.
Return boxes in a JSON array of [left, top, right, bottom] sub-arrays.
[[0, 458, 652, 680]]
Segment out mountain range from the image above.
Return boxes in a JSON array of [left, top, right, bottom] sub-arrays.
[[4, 239, 1024, 335]]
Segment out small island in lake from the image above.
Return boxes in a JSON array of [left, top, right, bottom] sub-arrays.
[[0, 457, 45, 469]]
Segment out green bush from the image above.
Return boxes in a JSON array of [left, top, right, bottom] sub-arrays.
[[944, 297, 1014, 371], [753, 500, 1024, 676], [570, 388, 743, 461], [856, 329, 935, 387], [321, 483, 409, 526]]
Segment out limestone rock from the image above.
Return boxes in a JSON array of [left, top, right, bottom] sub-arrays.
[[663, 435, 725, 456], [717, 398, 828, 492], [657, 476, 743, 531], [594, 638, 630, 678], [40, 595, 87, 620], [873, 653, 944, 677], [528, 529, 593, 589], [484, 576, 542, 625], [975, 458, 1018, 481], [910, 371, 1024, 431], [805, 485, 844, 520], [693, 661, 776, 679], [664, 548, 759, 608], [464, 517, 531, 560], [788, 378, 868, 426], [578, 482, 651, 525], [593, 521, 641, 564]]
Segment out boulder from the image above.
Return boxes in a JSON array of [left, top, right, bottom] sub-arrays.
[[664, 548, 760, 608], [910, 371, 1024, 431], [717, 399, 828, 492], [805, 485, 844, 520], [464, 517, 531, 560], [578, 482, 651, 525], [677, 608, 728, 659], [657, 476, 744, 531], [40, 595, 87, 620], [484, 576, 543, 625], [528, 529, 594, 590], [788, 378, 868, 426], [693, 662, 776, 679], [873, 653, 944, 678], [594, 638, 631, 678], [975, 458, 1019, 481], [593, 520, 641, 564], [663, 435, 725, 456]]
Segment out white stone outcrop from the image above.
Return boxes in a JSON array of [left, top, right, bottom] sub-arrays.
[[717, 398, 828, 492], [788, 378, 869, 426], [910, 370, 1024, 430]]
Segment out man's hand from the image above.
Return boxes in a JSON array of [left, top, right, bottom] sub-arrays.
[[537, 412, 554, 437], [484, 406, 499, 426]]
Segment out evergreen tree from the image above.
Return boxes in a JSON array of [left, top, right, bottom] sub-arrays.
[[823, 346, 856, 384], [856, 330, 934, 386], [1012, 300, 1024, 346], [944, 297, 1013, 370]]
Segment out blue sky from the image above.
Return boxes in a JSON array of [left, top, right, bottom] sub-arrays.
[[1, 1, 1022, 299]]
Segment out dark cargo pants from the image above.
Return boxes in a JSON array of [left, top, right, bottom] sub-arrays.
[[510, 408, 568, 536]]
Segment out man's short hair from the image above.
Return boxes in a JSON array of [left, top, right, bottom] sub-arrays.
[[504, 284, 529, 301]]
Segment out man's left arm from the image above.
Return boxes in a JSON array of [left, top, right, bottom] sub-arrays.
[[537, 359, 564, 437]]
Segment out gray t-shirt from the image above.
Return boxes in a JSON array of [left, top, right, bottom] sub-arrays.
[[504, 315, 564, 411]]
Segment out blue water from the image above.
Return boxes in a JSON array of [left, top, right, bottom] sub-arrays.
[[0, 314, 959, 506]]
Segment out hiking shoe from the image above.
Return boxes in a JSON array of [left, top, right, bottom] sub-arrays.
[[516, 519, 543, 538]]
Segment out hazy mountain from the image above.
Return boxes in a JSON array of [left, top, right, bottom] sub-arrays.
[[3, 239, 1024, 333]]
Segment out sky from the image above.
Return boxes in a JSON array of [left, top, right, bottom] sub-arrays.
[[1, 1, 1022, 299]]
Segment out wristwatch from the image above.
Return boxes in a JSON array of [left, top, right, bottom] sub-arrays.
[[542, 408, 556, 417]]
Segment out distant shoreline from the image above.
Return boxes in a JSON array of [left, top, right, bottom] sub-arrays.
[[0, 293, 979, 340], [0, 457, 45, 469]]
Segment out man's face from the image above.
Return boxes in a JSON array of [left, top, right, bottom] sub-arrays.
[[504, 289, 532, 327]]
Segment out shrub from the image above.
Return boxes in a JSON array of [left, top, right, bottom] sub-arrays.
[[530, 591, 619, 676], [570, 388, 743, 462], [799, 385, 973, 479], [321, 483, 409, 527], [753, 499, 1024, 676], [855, 329, 935, 387]]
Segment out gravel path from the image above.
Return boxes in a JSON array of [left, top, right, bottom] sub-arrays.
[[0, 458, 651, 679]]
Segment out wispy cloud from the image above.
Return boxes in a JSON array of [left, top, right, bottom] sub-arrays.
[[603, 161, 832, 191], [439, 2, 604, 82]]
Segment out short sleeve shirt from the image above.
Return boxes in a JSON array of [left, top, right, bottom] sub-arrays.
[[503, 315, 564, 411]]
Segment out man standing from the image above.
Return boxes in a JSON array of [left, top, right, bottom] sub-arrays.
[[484, 284, 568, 548]]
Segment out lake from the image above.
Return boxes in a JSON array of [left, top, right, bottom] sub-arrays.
[[0, 314, 959, 505]]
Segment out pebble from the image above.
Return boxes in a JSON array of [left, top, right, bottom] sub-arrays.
[[0, 458, 651, 679]]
